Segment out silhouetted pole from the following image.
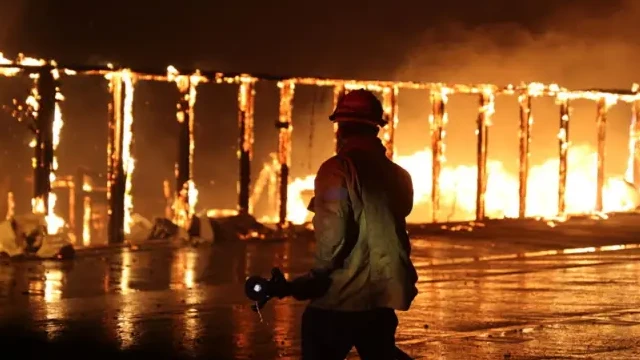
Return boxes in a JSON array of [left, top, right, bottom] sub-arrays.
[[33, 66, 56, 212], [237, 77, 256, 215], [475, 89, 494, 221], [106, 71, 130, 244], [518, 93, 532, 218], [170, 70, 204, 223], [276, 80, 295, 226], [595, 97, 610, 212], [430, 87, 447, 222], [176, 78, 192, 200], [557, 96, 570, 216]]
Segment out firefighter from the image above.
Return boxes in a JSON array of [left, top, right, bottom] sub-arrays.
[[296, 89, 418, 359]]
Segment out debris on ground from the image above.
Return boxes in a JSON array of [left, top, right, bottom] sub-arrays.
[[0, 213, 74, 259]]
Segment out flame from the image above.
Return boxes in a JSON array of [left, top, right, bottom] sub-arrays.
[[273, 144, 638, 224], [43, 72, 66, 234], [168, 66, 206, 225], [121, 71, 135, 234], [82, 196, 91, 246], [0, 52, 46, 76], [28, 77, 66, 235], [172, 180, 199, 228], [205, 208, 239, 218], [6, 192, 14, 219]]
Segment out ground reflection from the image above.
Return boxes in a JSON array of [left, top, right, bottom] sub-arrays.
[[24, 262, 69, 340], [171, 249, 199, 290], [4, 233, 640, 359], [115, 248, 137, 349], [171, 248, 205, 355]]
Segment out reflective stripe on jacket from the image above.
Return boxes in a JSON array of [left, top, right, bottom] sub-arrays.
[[309, 135, 418, 311]]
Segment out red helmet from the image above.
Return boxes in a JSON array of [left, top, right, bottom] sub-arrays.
[[329, 89, 386, 127]]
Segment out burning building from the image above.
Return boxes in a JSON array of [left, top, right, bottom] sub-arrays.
[[1, 52, 639, 246]]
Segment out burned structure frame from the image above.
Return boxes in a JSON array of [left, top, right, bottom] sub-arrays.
[[1, 55, 640, 244]]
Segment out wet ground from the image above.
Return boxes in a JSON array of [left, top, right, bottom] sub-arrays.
[[2, 214, 640, 359]]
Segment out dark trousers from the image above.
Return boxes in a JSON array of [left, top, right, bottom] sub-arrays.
[[301, 306, 398, 360]]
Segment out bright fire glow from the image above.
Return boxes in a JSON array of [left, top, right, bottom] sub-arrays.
[[122, 71, 135, 234], [6, 192, 14, 219], [25, 67, 66, 235], [82, 195, 91, 246], [277, 144, 638, 224]]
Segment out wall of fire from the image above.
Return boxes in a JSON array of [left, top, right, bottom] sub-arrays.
[[2, 53, 640, 245]]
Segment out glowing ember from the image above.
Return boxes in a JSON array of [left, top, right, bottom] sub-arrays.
[[0, 52, 46, 76], [206, 209, 239, 218]]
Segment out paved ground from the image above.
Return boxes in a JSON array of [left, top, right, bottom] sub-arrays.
[[1, 214, 640, 359]]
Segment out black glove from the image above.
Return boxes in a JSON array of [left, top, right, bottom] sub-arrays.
[[288, 269, 332, 301]]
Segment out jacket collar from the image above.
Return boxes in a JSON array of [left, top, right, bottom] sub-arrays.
[[338, 135, 387, 156]]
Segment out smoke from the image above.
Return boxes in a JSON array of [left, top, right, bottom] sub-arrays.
[[397, 0, 640, 88]]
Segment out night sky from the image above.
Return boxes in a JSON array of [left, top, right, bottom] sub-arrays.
[[0, 0, 638, 220], [0, 0, 628, 78]]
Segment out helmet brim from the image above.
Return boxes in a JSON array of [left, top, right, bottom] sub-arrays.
[[329, 114, 386, 127]]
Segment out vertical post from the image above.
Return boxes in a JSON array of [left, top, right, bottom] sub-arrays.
[[430, 87, 448, 222], [628, 99, 640, 188], [276, 80, 295, 226], [176, 77, 192, 204], [332, 84, 346, 154], [557, 96, 570, 216], [237, 77, 256, 215], [170, 70, 203, 226], [518, 93, 532, 218], [595, 97, 608, 212], [106, 70, 136, 243], [33, 66, 56, 213], [475, 89, 494, 221], [74, 168, 84, 239], [381, 86, 399, 160]]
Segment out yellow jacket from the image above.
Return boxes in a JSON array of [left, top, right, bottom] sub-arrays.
[[308, 135, 418, 311]]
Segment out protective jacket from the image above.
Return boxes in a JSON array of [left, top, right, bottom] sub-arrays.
[[308, 135, 418, 311]]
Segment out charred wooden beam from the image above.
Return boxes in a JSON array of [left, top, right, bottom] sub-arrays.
[[237, 79, 256, 215], [518, 94, 532, 218], [430, 88, 447, 222], [276, 80, 295, 226], [558, 98, 571, 216], [176, 80, 192, 198], [475, 91, 494, 221], [595, 97, 608, 212], [107, 73, 127, 244], [33, 66, 56, 212]]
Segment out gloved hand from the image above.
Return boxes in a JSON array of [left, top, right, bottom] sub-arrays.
[[288, 269, 332, 301], [245, 268, 333, 304], [268, 267, 292, 299]]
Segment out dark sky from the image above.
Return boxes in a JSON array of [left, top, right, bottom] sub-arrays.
[[0, 0, 626, 79], [0, 0, 638, 220]]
